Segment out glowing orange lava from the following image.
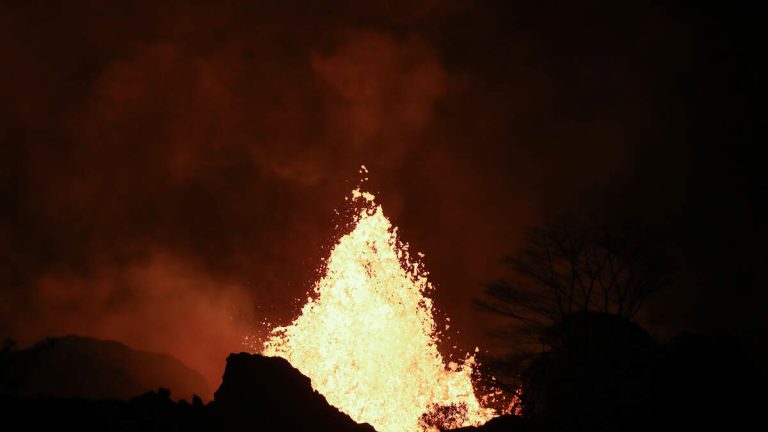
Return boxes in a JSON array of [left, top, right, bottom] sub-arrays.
[[263, 181, 496, 432]]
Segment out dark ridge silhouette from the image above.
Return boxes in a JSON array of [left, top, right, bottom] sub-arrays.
[[0, 387, 211, 431], [0, 351, 375, 431], [497, 311, 768, 432], [649, 332, 767, 430], [454, 315, 768, 432], [0, 335, 208, 401], [519, 311, 659, 431], [445, 414, 531, 431], [1, 331, 765, 431], [211, 353, 375, 431]]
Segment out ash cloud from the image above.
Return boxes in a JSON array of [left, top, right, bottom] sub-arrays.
[[0, 1, 459, 386]]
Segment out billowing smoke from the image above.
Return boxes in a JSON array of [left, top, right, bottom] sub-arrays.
[[1, 1, 695, 389]]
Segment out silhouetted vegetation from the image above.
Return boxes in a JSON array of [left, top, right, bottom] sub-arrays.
[[478, 218, 673, 348], [476, 217, 673, 397], [472, 217, 766, 431], [461, 324, 767, 431]]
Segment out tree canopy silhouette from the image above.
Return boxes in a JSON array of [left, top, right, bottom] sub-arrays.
[[478, 217, 673, 347]]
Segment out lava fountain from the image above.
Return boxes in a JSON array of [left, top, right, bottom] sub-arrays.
[[263, 182, 496, 432]]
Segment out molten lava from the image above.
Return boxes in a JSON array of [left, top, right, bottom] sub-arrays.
[[263, 185, 495, 432]]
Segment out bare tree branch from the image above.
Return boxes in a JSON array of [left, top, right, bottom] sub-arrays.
[[479, 217, 672, 350]]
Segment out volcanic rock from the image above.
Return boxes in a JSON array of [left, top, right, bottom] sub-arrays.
[[211, 352, 376, 431], [445, 414, 531, 431]]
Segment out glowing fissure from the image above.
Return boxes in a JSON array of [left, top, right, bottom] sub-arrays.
[[263, 186, 495, 432]]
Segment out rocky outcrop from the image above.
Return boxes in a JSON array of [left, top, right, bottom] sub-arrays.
[[211, 353, 375, 431], [0, 349, 376, 431], [444, 414, 530, 431]]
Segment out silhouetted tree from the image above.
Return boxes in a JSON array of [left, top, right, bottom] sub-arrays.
[[477, 218, 674, 424], [478, 217, 672, 348]]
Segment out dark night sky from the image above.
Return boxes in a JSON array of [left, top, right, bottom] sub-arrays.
[[1, 0, 763, 386]]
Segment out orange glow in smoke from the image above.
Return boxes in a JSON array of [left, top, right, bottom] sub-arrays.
[[263, 175, 495, 432]]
